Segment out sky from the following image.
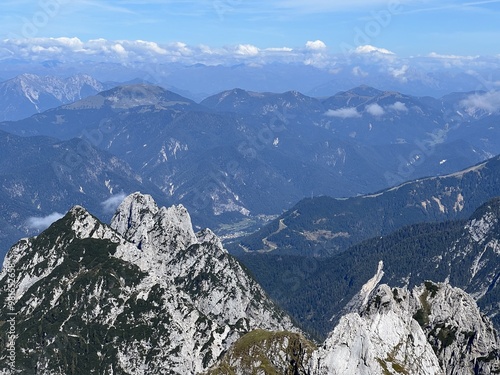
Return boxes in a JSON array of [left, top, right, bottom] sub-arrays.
[[1, 0, 500, 58]]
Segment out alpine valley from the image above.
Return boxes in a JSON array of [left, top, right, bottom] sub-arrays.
[[2, 72, 500, 374], [1, 193, 500, 374], [1, 78, 500, 257]]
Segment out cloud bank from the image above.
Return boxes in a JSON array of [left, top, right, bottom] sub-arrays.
[[326, 107, 361, 119], [26, 212, 64, 231], [1, 38, 500, 97], [461, 91, 500, 114], [101, 192, 127, 214], [366, 103, 385, 116], [1, 38, 498, 71]]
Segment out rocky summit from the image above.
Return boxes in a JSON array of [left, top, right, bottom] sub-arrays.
[[310, 279, 500, 374], [0, 192, 294, 374], [202, 264, 500, 374], [1, 193, 500, 374]]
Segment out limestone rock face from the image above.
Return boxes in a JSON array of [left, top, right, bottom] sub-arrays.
[[412, 281, 500, 375], [310, 284, 443, 375], [309, 269, 500, 375], [0, 192, 295, 375]]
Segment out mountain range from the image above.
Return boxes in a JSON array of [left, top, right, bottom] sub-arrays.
[[1, 81, 499, 250], [1, 56, 497, 99], [1, 193, 500, 374], [0, 129, 169, 259], [232, 154, 500, 256], [237, 195, 500, 340], [0, 74, 113, 121], [2, 62, 500, 374]]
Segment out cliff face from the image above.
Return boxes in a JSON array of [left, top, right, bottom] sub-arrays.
[[310, 282, 443, 375], [207, 266, 500, 375], [412, 281, 500, 375], [0, 193, 294, 374], [309, 270, 500, 375], [2, 192, 500, 374]]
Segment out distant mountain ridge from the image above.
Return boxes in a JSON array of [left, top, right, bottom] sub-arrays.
[[1, 55, 494, 98], [0, 193, 295, 374], [0, 73, 114, 121], [232, 154, 500, 256], [237, 196, 500, 340], [0, 129, 169, 260], [1, 83, 495, 238]]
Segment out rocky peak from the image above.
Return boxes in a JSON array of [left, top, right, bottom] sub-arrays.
[[0, 192, 296, 374], [412, 281, 500, 375], [111, 192, 197, 261], [310, 270, 500, 375], [68, 205, 121, 241], [110, 193, 295, 333], [311, 282, 442, 375], [0, 205, 118, 297], [111, 192, 158, 241]]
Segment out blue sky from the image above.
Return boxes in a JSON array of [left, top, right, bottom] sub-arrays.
[[1, 0, 500, 57]]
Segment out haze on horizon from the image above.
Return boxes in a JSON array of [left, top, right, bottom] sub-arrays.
[[1, 0, 499, 59]]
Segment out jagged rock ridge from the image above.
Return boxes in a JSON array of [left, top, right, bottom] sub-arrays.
[[209, 265, 500, 374], [0, 192, 294, 374], [2, 192, 500, 374], [0, 73, 108, 121], [309, 269, 500, 374]]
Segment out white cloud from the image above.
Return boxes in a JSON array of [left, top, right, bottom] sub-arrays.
[[54, 37, 85, 51], [427, 52, 481, 68], [389, 65, 409, 82], [366, 103, 385, 116], [111, 43, 127, 56], [325, 107, 361, 119], [170, 42, 192, 55], [354, 45, 395, 55], [134, 40, 167, 55], [101, 192, 127, 214], [26, 212, 64, 231], [236, 44, 260, 56], [306, 40, 327, 51], [352, 66, 368, 77], [428, 52, 478, 60], [460, 91, 500, 113], [387, 101, 408, 112]]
